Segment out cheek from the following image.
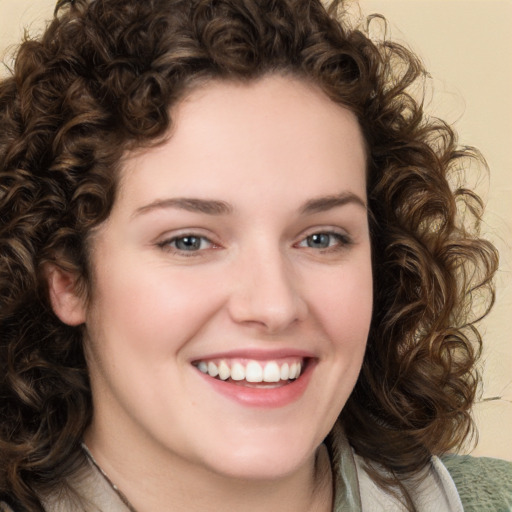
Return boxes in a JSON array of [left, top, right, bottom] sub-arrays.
[[310, 262, 373, 347], [86, 262, 224, 356]]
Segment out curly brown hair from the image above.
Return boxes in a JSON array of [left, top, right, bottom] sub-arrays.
[[0, 0, 498, 510]]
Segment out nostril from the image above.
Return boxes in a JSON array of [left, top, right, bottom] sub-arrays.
[[228, 293, 307, 333]]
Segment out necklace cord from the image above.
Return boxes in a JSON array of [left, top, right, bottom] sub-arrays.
[[81, 443, 139, 512]]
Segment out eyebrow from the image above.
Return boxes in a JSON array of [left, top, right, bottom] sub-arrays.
[[133, 197, 233, 217], [133, 191, 366, 218], [299, 192, 367, 214]]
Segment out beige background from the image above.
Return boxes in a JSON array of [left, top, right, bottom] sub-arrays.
[[1, 0, 511, 461], [359, 0, 512, 461]]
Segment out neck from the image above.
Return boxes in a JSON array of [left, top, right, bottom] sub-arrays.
[[83, 429, 333, 512]]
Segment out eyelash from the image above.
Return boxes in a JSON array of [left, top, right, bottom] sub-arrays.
[[157, 230, 352, 256]]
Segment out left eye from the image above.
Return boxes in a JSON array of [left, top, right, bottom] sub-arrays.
[[165, 235, 213, 252], [298, 232, 347, 249]]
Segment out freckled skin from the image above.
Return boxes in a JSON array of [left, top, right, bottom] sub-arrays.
[[75, 76, 372, 511]]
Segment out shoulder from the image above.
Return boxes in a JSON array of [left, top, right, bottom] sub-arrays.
[[353, 452, 464, 511], [440, 454, 512, 512]]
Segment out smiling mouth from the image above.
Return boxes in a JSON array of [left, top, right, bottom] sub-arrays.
[[193, 358, 306, 387]]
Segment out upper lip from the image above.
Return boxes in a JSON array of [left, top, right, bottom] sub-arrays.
[[190, 348, 317, 363]]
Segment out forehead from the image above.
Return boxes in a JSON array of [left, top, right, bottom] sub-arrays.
[[118, 75, 367, 210]]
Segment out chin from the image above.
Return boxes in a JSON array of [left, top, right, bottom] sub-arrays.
[[195, 433, 320, 482]]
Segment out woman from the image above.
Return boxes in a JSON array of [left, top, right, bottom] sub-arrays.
[[0, 0, 510, 510]]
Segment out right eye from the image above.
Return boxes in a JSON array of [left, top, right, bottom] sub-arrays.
[[296, 231, 352, 252]]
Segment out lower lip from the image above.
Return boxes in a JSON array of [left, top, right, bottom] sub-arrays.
[[196, 361, 315, 408]]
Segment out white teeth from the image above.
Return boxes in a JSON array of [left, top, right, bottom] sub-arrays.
[[246, 361, 263, 382], [289, 362, 301, 379], [207, 361, 219, 378], [196, 359, 304, 383], [263, 361, 281, 382], [218, 360, 230, 380], [231, 362, 245, 381]]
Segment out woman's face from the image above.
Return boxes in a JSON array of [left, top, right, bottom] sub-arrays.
[[81, 75, 372, 481]]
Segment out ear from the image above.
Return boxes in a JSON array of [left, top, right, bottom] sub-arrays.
[[45, 264, 86, 326]]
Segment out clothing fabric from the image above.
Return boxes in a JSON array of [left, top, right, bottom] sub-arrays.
[[328, 425, 464, 511], [441, 454, 512, 512], [1, 432, 512, 511]]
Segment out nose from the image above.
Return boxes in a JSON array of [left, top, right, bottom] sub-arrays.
[[227, 246, 308, 333]]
